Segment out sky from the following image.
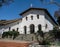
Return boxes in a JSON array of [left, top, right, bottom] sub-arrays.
[[0, 0, 60, 20]]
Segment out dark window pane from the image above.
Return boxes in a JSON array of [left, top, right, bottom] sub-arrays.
[[30, 24, 35, 34], [37, 15, 39, 19], [31, 16, 33, 20], [45, 24, 47, 28], [26, 17, 28, 21], [9, 27, 11, 31], [24, 26, 27, 34], [17, 28, 19, 31], [38, 24, 41, 31]]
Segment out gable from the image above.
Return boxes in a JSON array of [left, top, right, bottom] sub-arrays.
[[20, 8, 58, 25], [20, 8, 46, 16]]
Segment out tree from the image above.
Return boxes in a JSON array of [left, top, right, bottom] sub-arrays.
[[49, 26, 60, 39], [35, 30, 54, 45], [2, 31, 19, 39], [57, 17, 60, 25], [35, 30, 44, 45], [0, 0, 13, 7], [2, 32, 8, 38], [49, 26, 60, 45], [40, 0, 60, 25], [40, 0, 60, 5]]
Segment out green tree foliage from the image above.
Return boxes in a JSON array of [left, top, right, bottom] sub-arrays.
[[49, 26, 60, 39], [2, 32, 8, 38], [48, 26, 60, 45], [35, 30, 55, 45], [0, 0, 13, 7], [40, 0, 44, 2], [57, 17, 60, 25], [2, 31, 19, 39]]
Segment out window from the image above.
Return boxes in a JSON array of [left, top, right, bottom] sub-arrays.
[[37, 15, 39, 19], [24, 26, 27, 34], [45, 24, 48, 28], [12, 29, 15, 31], [17, 22, 19, 24], [17, 28, 19, 31], [30, 24, 35, 34], [26, 17, 28, 21], [31, 16, 33, 20], [9, 27, 11, 31], [38, 24, 41, 31]]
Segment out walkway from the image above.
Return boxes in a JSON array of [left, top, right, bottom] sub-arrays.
[[0, 39, 31, 47]]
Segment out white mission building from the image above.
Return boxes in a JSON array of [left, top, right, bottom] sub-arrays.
[[0, 8, 57, 34]]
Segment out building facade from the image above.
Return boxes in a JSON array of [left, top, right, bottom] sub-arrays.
[[0, 8, 57, 34]]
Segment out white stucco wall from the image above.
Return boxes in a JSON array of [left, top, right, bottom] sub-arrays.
[[45, 19, 53, 32], [19, 10, 46, 34], [45, 13, 56, 32], [0, 20, 21, 34], [0, 9, 57, 34]]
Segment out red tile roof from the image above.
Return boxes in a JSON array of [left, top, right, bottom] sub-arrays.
[[0, 18, 22, 26]]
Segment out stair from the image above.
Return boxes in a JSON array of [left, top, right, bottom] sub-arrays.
[[15, 34, 37, 41]]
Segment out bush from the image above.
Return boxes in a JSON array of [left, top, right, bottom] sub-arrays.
[[2, 31, 19, 39], [12, 31, 19, 39], [35, 30, 54, 45]]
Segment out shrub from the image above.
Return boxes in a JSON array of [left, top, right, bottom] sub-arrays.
[[12, 31, 19, 39], [2, 32, 8, 38], [35, 30, 54, 45], [2, 31, 19, 39]]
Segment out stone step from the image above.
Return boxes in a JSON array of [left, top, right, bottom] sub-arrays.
[[15, 34, 37, 41]]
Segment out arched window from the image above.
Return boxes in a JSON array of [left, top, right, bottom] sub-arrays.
[[26, 17, 28, 21], [30, 24, 35, 34], [45, 24, 48, 29], [24, 26, 27, 34], [9, 27, 11, 31], [17, 28, 19, 31], [31, 16, 33, 20], [37, 15, 39, 19], [38, 24, 41, 31]]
